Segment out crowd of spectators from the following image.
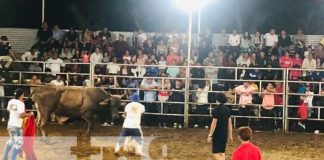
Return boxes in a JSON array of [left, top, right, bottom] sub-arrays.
[[1, 22, 324, 130]]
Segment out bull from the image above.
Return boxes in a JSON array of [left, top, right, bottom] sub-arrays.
[[31, 85, 124, 137]]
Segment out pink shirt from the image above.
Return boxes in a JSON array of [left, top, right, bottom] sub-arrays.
[[166, 54, 180, 65], [235, 85, 254, 106], [292, 58, 302, 67]]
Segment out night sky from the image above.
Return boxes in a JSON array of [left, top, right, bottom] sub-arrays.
[[0, 0, 323, 34]]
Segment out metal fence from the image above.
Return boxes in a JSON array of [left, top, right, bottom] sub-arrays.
[[1, 61, 324, 132]]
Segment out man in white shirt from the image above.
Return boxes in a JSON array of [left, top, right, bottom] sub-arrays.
[[21, 47, 38, 61], [115, 93, 145, 156], [228, 30, 241, 54], [263, 29, 278, 56], [106, 57, 120, 75], [52, 25, 64, 45], [2, 88, 33, 160], [46, 52, 65, 75], [137, 29, 147, 48], [50, 74, 65, 86], [90, 47, 103, 64]]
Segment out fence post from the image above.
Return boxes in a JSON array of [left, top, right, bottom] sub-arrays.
[[284, 68, 289, 133], [90, 63, 94, 87]]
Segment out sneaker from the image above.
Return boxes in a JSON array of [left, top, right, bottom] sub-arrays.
[[205, 126, 209, 129], [163, 123, 168, 128], [173, 123, 177, 128], [298, 121, 306, 129], [1, 118, 5, 122], [178, 124, 182, 129], [194, 124, 199, 128]]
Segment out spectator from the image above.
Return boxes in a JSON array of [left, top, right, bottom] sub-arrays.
[[249, 53, 257, 67], [60, 47, 74, 61], [21, 47, 38, 61], [240, 31, 252, 52], [106, 57, 120, 75], [158, 55, 167, 71], [292, 52, 303, 68], [274, 82, 283, 118], [320, 36, 324, 46], [139, 76, 158, 126], [52, 25, 64, 46], [205, 61, 218, 85], [166, 60, 180, 78], [267, 54, 280, 68], [131, 49, 148, 77], [69, 75, 83, 86], [0, 36, 15, 73], [36, 22, 53, 56], [148, 54, 158, 65], [277, 30, 292, 56], [279, 50, 293, 68], [236, 52, 251, 67], [231, 127, 262, 160], [294, 29, 307, 54], [262, 64, 277, 80], [198, 40, 213, 63], [143, 38, 154, 56], [207, 93, 233, 160], [120, 59, 131, 76], [203, 51, 216, 66], [102, 52, 112, 63], [122, 50, 132, 62], [263, 29, 278, 56], [112, 34, 129, 60], [234, 81, 255, 128], [169, 36, 180, 54], [304, 46, 313, 58], [156, 39, 168, 57], [50, 74, 65, 86], [98, 27, 112, 46], [215, 50, 224, 66], [45, 52, 65, 75], [261, 83, 275, 131], [90, 47, 104, 73], [64, 27, 79, 49], [157, 73, 171, 103], [137, 29, 147, 48], [0, 74, 5, 121], [168, 79, 184, 127], [310, 70, 324, 82], [196, 81, 210, 116], [146, 61, 159, 77], [27, 74, 42, 93], [246, 68, 262, 80], [252, 31, 263, 52], [314, 44, 324, 61], [218, 29, 229, 53], [301, 53, 316, 77], [228, 30, 241, 54], [166, 48, 180, 65], [191, 62, 205, 87], [79, 37, 92, 53], [256, 51, 267, 68]]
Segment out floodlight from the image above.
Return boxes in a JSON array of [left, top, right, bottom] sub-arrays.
[[172, 0, 211, 12]]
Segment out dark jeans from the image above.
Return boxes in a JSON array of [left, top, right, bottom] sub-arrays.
[[228, 46, 240, 54], [260, 108, 275, 131], [116, 128, 143, 150], [236, 106, 251, 128]]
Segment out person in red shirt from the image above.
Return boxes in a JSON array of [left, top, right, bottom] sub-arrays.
[[279, 50, 293, 68], [232, 127, 262, 160]]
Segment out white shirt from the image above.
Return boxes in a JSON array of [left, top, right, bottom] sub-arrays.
[[7, 99, 25, 128], [46, 58, 65, 74], [21, 51, 37, 61], [137, 33, 147, 45], [53, 29, 64, 42], [90, 52, 103, 64], [302, 58, 317, 69], [197, 84, 210, 105], [50, 79, 65, 86], [228, 34, 240, 46], [106, 63, 120, 74], [158, 60, 166, 70], [123, 102, 145, 128], [264, 33, 278, 47]]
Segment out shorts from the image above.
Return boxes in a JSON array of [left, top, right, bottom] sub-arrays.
[[212, 139, 227, 153]]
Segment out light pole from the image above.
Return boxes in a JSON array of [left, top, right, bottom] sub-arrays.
[[172, 0, 211, 128], [42, 0, 45, 23]]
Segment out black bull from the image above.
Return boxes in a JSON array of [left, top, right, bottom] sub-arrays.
[[31, 85, 123, 136]]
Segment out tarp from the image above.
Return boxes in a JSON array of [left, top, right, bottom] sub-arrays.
[[23, 116, 37, 160]]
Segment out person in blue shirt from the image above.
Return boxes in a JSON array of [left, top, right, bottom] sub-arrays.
[[146, 61, 159, 77]]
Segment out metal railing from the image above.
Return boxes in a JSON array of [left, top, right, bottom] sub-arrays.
[[1, 61, 323, 132]]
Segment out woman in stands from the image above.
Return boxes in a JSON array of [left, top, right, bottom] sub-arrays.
[[261, 83, 276, 131], [207, 93, 233, 160]]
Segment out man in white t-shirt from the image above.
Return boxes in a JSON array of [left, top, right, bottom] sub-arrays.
[[46, 52, 65, 75], [2, 88, 33, 160], [50, 74, 65, 86], [263, 29, 278, 56], [228, 30, 241, 54], [115, 93, 145, 156], [106, 57, 120, 75]]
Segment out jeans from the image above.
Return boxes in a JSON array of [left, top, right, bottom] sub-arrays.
[[115, 128, 143, 153], [2, 126, 22, 160]]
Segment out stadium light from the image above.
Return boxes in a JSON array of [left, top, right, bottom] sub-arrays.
[[172, 0, 211, 12], [172, 0, 212, 128]]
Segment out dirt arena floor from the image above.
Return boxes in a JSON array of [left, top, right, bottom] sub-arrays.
[[0, 123, 324, 160]]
